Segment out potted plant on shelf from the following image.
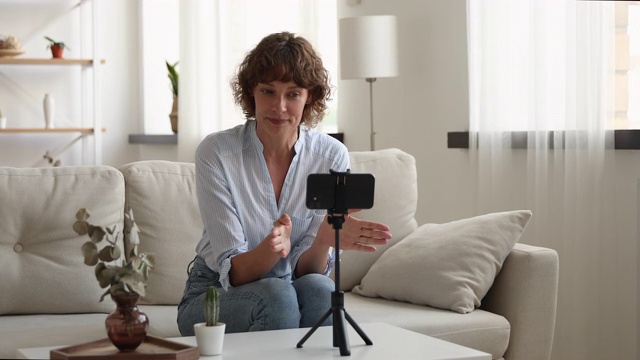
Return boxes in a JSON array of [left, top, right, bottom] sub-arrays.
[[45, 36, 69, 59], [73, 207, 155, 352], [166, 60, 179, 133], [194, 286, 225, 356]]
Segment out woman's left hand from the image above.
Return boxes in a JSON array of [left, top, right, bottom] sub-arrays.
[[327, 211, 392, 252]]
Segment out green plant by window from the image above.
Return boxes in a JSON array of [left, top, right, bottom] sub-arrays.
[[166, 61, 179, 97]]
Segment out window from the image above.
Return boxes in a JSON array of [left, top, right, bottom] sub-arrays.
[[453, 1, 640, 149], [139, 0, 338, 135], [140, 0, 179, 135], [615, 2, 640, 129]]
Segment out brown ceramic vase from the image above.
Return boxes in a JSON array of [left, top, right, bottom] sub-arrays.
[[105, 292, 149, 351]]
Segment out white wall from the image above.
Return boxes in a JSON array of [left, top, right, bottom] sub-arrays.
[[337, 0, 476, 225]]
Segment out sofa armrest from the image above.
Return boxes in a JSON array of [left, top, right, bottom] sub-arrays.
[[480, 243, 559, 360]]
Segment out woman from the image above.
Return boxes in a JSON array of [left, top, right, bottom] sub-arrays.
[[177, 32, 392, 335]]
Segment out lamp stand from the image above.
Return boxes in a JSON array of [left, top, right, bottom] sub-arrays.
[[366, 78, 377, 151]]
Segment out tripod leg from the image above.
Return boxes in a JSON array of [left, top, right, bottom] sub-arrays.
[[296, 309, 332, 348], [333, 308, 350, 356], [344, 311, 373, 345]]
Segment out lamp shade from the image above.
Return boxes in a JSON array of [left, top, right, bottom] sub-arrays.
[[339, 15, 399, 79]]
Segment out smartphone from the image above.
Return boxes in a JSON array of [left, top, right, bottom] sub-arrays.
[[306, 172, 375, 210]]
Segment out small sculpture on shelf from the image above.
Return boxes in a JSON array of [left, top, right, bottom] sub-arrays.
[[45, 36, 69, 59], [0, 35, 24, 58], [43, 93, 55, 129], [43, 150, 60, 167]]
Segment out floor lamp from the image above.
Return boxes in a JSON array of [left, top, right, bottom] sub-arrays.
[[339, 15, 399, 151]]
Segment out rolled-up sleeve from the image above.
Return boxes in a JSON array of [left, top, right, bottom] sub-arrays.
[[287, 212, 326, 273], [195, 140, 248, 291]]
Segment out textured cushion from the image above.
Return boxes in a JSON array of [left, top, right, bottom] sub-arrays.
[[344, 293, 510, 359], [0, 166, 124, 315], [353, 210, 532, 313], [138, 305, 180, 337], [335, 148, 419, 291], [119, 161, 202, 305]]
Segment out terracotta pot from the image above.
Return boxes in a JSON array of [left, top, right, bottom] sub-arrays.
[[169, 95, 178, 133], [50, 45, 64, 59], [105, 292, 149, 352]]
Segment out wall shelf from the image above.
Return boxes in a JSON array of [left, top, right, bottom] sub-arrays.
[[0, 128, 106, 134], [0, 0, 103, 165], [0, 58, 106, 65]]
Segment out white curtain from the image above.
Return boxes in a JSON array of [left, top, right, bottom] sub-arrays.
[[467, 1, 624, 359], [177, 0, 336, 162]]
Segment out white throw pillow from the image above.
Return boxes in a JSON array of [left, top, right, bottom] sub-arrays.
[[119, 161, 202, 305], [0, 166, 124, 315], [352, 210, 532, 314]]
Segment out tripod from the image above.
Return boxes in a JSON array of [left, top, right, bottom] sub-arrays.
[[297, 172, 372, 356]]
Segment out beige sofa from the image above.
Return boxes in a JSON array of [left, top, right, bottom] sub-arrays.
[[0, 148, 558, 360]]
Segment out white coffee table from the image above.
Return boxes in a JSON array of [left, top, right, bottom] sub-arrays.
[[17, 322, 491, 359]]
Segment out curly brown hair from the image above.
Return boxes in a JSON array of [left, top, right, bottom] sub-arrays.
[[231, 32, 331, 128]]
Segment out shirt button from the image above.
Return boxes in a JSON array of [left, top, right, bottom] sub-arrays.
[[14, 243, 23, 253]]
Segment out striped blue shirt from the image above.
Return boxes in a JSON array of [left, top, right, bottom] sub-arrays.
[[195, 120, 350, 290]]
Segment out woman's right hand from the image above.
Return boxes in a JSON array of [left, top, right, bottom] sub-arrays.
[[229, 213, 292, 286], [267, 213, 292, 258]]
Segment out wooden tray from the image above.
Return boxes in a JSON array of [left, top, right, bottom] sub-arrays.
[[50, 335, 199, 360]]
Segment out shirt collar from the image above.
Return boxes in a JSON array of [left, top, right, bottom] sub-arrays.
[[246, 120, 308, 154]]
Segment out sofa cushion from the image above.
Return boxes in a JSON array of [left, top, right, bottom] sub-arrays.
[[344, 293, 510, 359], [138, 304, 181, 338], [119, 161, 202, 305], [0, 166, 123, 315], [353, 210, 532, 314], [335, 148, 419, 290]]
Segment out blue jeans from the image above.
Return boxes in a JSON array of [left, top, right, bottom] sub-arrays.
[[177, 256, 334, 335]]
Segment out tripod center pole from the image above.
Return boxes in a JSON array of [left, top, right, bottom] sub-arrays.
[[334, 226, 340, 291]]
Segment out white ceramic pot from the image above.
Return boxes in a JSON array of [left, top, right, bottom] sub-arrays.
[[0, 117, 6, 129], [194, 322, 226, 356]]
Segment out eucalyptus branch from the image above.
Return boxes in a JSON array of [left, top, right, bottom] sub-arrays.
[[73, 208, 155, 301]]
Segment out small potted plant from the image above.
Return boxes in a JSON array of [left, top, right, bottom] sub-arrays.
[[45, 36, 69, 59], [194, 286, 225, 356], [166, 60, 179, 133], [73, 207, 155, 351]]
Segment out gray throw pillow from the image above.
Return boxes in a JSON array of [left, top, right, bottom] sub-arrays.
[[352, 210, 532, 314]]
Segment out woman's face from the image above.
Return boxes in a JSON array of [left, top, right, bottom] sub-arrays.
[[253, 80, 310, 141]]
